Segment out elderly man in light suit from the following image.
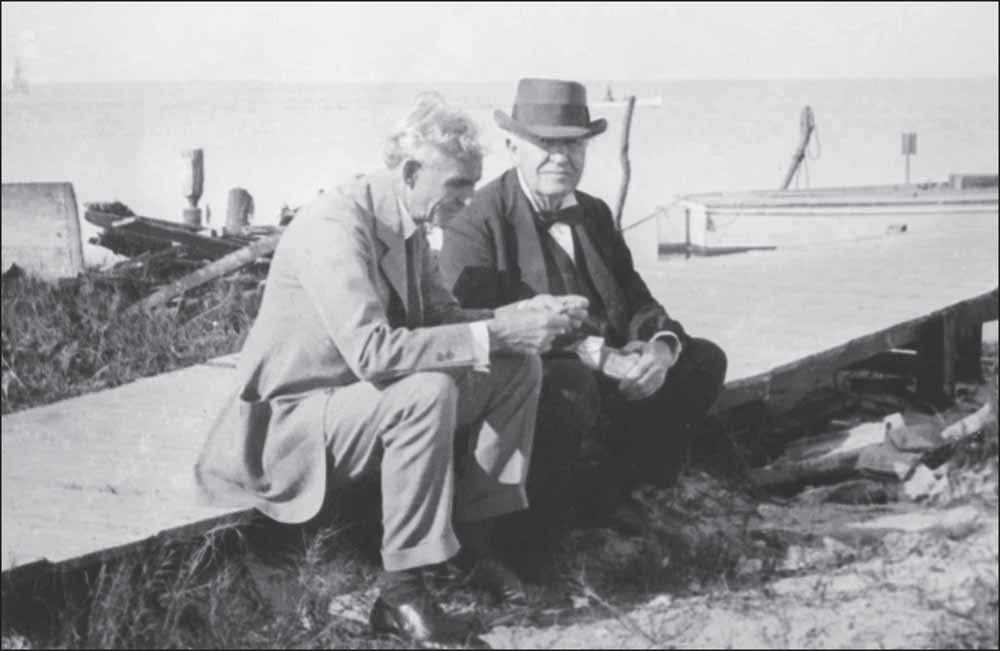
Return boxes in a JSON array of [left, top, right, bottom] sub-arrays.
[[195, 94, 588, 649]]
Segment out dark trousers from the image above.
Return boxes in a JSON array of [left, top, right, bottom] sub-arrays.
[[499, 338, 727, 573]]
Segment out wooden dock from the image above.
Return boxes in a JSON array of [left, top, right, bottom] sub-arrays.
[[2, 210, 997, 583]]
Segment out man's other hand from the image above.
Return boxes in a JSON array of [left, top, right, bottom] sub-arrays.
[[488, 306, 579, 355], [495, 294, 589, 333], [617, 340, 677, 401]]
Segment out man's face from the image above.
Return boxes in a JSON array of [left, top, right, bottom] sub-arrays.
[[403, 151, 482, 226], [508, 134, 588, 199]]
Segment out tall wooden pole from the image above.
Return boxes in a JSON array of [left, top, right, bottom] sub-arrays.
[[181, 148, 204, 227], [780, 106, 815, 190], [613, 95, 637, 231]]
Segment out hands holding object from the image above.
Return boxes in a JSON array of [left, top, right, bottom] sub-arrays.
[[488, 294, 590, 354]]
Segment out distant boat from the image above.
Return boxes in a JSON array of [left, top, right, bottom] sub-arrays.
[[593, 94, 662, 109], [5, 60, 30, 95]]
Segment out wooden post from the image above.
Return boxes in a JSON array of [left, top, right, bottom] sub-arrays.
[[901, 133, 917, 185], [225, 188, 254, 235], [613, 95, 637, 231], [956, 323, 983, 382], [181, 148, 204, 227], [684, 207, 692, 259], [780, 106, 815, 190], [916, 313, 957, 406]]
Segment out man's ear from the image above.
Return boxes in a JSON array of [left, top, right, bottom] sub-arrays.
[[402, 159, 422, 188]]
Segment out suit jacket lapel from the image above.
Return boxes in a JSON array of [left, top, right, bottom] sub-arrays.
[[369, 171, 411, 319], [502, 171, 550, 295], [571, 221, 629, 338]]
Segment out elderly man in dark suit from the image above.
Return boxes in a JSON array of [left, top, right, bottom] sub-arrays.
[[195, 93, 588, 648], [438, 79, 728, 556]]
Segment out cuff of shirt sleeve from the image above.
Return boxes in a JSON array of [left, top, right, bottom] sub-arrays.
[[651, 330, 683, 358], [469, 321, 491, 372]]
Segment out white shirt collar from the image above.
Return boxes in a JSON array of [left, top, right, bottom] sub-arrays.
[[515, 166, 578, 214], [395, 197, 418, 239]]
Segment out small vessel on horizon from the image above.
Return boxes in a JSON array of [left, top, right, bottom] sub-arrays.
[[5, 60, 30, 96], [593, 86, 662, 109]]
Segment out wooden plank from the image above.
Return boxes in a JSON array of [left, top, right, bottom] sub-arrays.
[[956, 323, 984, 382], [130, 232, 282, 312], [748, 414, 904, 488], [1, 358, 242, 576], [710, 288, 997, 413], [916, 313, 958, 406]]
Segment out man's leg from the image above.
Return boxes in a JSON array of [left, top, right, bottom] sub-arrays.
[[495, 356, 600, 575], [322, 371, 461, 572], [604, 338, 728, 492], [451, 354, 542, 525], [318, 372, 492, 647], [443, 354, 541, 600]]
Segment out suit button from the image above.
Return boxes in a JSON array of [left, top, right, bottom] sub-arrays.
[[446, 351, 455, 360], [436, 352, 445, 362]]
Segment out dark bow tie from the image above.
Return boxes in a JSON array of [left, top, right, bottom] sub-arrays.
[[538, 204, 582, 229]]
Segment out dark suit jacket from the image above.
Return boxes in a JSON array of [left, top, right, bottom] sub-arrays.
[[439, 168, 688, 348]]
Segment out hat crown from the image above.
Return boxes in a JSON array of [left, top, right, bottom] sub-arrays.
[[495, 77, 607, 140], [510, 78, 591, 129], [514, 78, 589, 108]]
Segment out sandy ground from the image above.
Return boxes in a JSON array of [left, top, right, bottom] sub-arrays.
[[485, 498, 998, 649], [314, 463, 997, 650]]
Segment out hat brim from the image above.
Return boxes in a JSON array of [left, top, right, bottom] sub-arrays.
[[494, 110, 607, 141]]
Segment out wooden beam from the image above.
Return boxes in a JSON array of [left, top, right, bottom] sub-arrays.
[[711, 288, 999, 414], [843, 349, 920, 377], [748, 414, 903, 488], [129, 232, 282, 313], [916, 313, 957, 406], [956, 322, 983, 382]]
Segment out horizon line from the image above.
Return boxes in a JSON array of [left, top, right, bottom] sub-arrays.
[[13, 75, 1000, 86]]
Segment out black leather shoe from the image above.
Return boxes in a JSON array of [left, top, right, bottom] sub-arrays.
[[466, 557, 528, 607], [369, 594, 490, 649]]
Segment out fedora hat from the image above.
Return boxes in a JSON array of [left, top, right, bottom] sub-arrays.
[[495, 78, 607, 140]]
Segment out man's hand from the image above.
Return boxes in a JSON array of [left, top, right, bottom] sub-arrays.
[[496, 294, 588, 320], [488, 295, 588, 354], [617, 340, 677, 401]]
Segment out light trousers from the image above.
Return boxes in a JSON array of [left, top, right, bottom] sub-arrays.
[[321, 355, 541, 571]]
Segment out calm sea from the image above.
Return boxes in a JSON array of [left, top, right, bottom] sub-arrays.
[[2, 79, 998, 264]]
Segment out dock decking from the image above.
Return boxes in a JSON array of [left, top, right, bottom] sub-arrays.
[[2, 210, 997, 581]]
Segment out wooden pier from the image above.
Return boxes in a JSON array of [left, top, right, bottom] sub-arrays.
[[2, 209, 997, 584]]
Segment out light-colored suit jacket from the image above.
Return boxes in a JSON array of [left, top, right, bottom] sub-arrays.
[[195, 169, 489, 523]]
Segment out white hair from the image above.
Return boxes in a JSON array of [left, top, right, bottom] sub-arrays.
[[384, 92, 484, 169]]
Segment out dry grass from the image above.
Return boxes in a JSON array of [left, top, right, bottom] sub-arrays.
[[0, 517, 397, 649], [1, 269, 261, 415]]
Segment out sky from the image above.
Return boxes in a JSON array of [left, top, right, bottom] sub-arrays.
[[2, 1, 998, 84]]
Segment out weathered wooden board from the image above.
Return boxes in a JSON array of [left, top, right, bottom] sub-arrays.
[[1, 355, 241, 578], [638, 211, 999, 412], [657, 184, 998, 250]]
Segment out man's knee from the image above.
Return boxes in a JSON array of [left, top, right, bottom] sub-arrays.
[[686, 338, 728, 392], [539, 357, 601, 438], [490, 353, 543, 396], [399, 372, 459, 432]]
